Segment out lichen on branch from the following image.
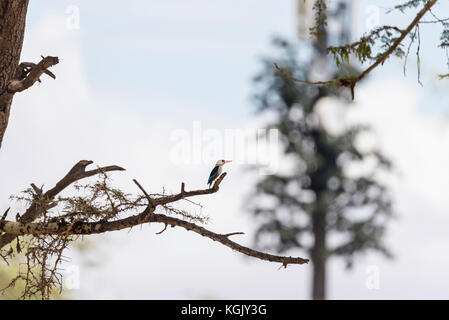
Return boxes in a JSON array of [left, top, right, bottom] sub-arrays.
[[0, 160, 309, 299]]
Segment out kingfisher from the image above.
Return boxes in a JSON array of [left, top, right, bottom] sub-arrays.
[[207, 160, 232, 188]]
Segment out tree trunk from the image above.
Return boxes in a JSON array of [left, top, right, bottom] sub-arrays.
[[0, 0, 29, 149], [308, 0, 329, 300], [311, 208, 326, 300]]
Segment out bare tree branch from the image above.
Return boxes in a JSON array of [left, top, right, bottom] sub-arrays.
[[153, 173, 227, 206], [0, 160, 125, 249], [151, 213, 309, 266], [0, 212, 308, 266], [132, 179, 155, 207], [7, 56, 59, 93], [1, 207, 10, 221], [155, 223, 168, 235], [0, 165, 309, 266]]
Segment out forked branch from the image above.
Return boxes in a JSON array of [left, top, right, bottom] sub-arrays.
[[0, 161, 309, 267], [0, 160, 125, 249], [7, 56, 59, 93]]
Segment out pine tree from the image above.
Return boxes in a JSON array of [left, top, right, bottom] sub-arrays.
[[248, 3, 395, 299]]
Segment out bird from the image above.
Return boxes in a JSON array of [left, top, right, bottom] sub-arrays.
[[207, 159, 231, 188]]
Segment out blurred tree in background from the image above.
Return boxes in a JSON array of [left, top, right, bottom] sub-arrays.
[[248, 1, 395, 300]]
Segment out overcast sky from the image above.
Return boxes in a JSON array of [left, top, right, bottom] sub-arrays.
[[1, 0, 449, 299]]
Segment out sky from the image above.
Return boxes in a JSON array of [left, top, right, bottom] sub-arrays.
[[1, 0, 449, 299]]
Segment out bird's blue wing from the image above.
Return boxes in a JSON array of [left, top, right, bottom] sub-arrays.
[[208, 166, 219, 184]]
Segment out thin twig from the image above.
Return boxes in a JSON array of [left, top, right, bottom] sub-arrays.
[[155, 223, 168, 235], [133, 179, 155, 207]]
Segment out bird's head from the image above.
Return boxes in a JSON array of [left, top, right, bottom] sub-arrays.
[[216, 159, 232, 166]]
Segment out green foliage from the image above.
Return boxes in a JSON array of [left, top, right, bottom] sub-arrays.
[[308, 1, 427, 67], [392, 0, 428, 13], [309, 0, 328, 39], [249, 38, 394, 267], [327, 26, 404, 67], [322, 1, 449, 83], [439, 23, 449, 48]]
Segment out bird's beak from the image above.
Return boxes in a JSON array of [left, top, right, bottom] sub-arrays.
[[224, 160, 232, 164]]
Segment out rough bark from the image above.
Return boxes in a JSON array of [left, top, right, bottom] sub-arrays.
[[310, 4, 329, 300], [311, 208, 326, 300], [0, 211, 309, 265], [0, 161, 310, 267], [0, 160, 125, 249], [0, 0, 29, 149]]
